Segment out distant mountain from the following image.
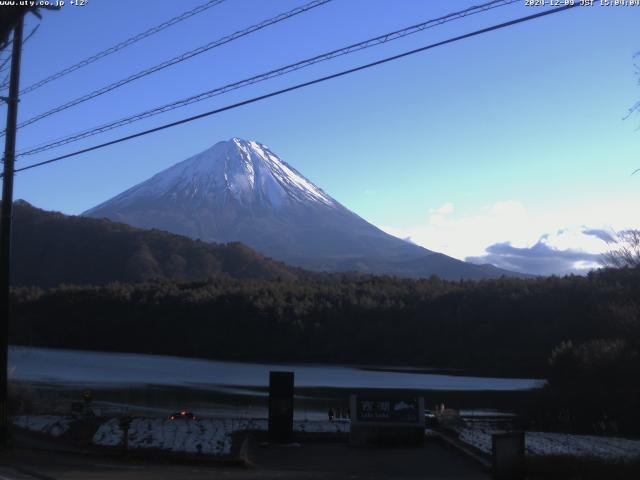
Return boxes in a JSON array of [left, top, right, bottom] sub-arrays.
[[10, 201, 302, 287], [84, 138, 520, 280]]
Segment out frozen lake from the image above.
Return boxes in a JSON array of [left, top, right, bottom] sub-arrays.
[[9, 346, 545, 392]]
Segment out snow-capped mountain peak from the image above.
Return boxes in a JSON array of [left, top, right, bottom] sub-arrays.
[[84, 138, 518, 280], [86, 138, 335, 213]]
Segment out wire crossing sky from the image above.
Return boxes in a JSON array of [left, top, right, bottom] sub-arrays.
[[10, 0, 640, 276], [18, 0, 228, 95], [16, 0, 519, 158], [11, 3, 577, 174], [3, 0, 332, 136]]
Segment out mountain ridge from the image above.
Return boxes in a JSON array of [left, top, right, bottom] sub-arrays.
[[84, 138, 523, 280], [10, 200, 303, 287]]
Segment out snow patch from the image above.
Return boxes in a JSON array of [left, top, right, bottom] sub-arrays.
[[83, 138, 336, 215], [92, 417, 348, 456], [294, 419, 350, 434], [11, 415, 72, 437], [92, 418, 124, 446], [457, 427, 640, 461]]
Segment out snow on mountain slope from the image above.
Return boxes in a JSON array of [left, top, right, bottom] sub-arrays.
[[84, 138, 520, 280], [86, 138, 335, 213]]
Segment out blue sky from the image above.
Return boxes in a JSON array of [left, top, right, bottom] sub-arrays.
[[5, 0, 640, 275]]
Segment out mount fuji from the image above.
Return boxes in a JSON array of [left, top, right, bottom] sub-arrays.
[[84, 138, 516, 280]]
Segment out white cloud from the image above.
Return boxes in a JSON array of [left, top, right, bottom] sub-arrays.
[[432, 202, 454, 215], [383, 200, 539, 260], [380, 200, 639, 276]]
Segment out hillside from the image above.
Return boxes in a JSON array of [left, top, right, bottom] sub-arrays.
[[84, 138, 522, 280], [10, 201, 302, 287]]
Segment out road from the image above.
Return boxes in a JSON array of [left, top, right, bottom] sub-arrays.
[[0, 438, 490, 479]]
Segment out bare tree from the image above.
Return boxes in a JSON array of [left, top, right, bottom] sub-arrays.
[[625, 51, 640, 122], [602, 230, 640, 268]]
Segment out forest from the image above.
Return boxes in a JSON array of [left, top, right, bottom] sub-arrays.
[[9, 200, 304, 286], [10, 265, 640, 433]]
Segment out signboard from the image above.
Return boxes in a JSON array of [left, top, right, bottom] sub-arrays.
[[350, 395, 424, 426]]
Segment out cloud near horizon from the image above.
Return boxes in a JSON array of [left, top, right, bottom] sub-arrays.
[[381, 200, 636, 276], [581, 228, 617, 244], [465, 236, 603, 276]]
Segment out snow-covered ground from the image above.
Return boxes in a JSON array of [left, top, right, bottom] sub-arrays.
[[93, 417, 350, 456], [93, 418, 350, 455], [94, 418, 237, 455], [12, 413, 640, 460], [9, 346, 544, 391], [457, 427, 640, 461], [459, 409, 516, 417], [11, 414, 350, 457], [12, 415, 72, 437]]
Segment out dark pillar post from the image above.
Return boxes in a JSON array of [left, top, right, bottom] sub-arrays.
[[268, 371, 294, 443], [492, 431, 525, 480], [0, 12, 25, 449]]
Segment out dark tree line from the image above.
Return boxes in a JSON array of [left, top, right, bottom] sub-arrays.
[[10, 267, 640, 433], [9, 266, 638, 371]]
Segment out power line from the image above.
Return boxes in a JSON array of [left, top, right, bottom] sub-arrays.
[[7, 0, 332, 136], [0, 55, 12, 76], [17, 0, 519, 157], [22, 22, 39, 45], [18, 0, 227, 96], [11, 3, 579, 176], [0, 24, 38, 88], [0, 23, 39, 82]]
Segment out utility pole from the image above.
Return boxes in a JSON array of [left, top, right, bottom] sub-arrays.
[[0, 12, 24, 448]]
